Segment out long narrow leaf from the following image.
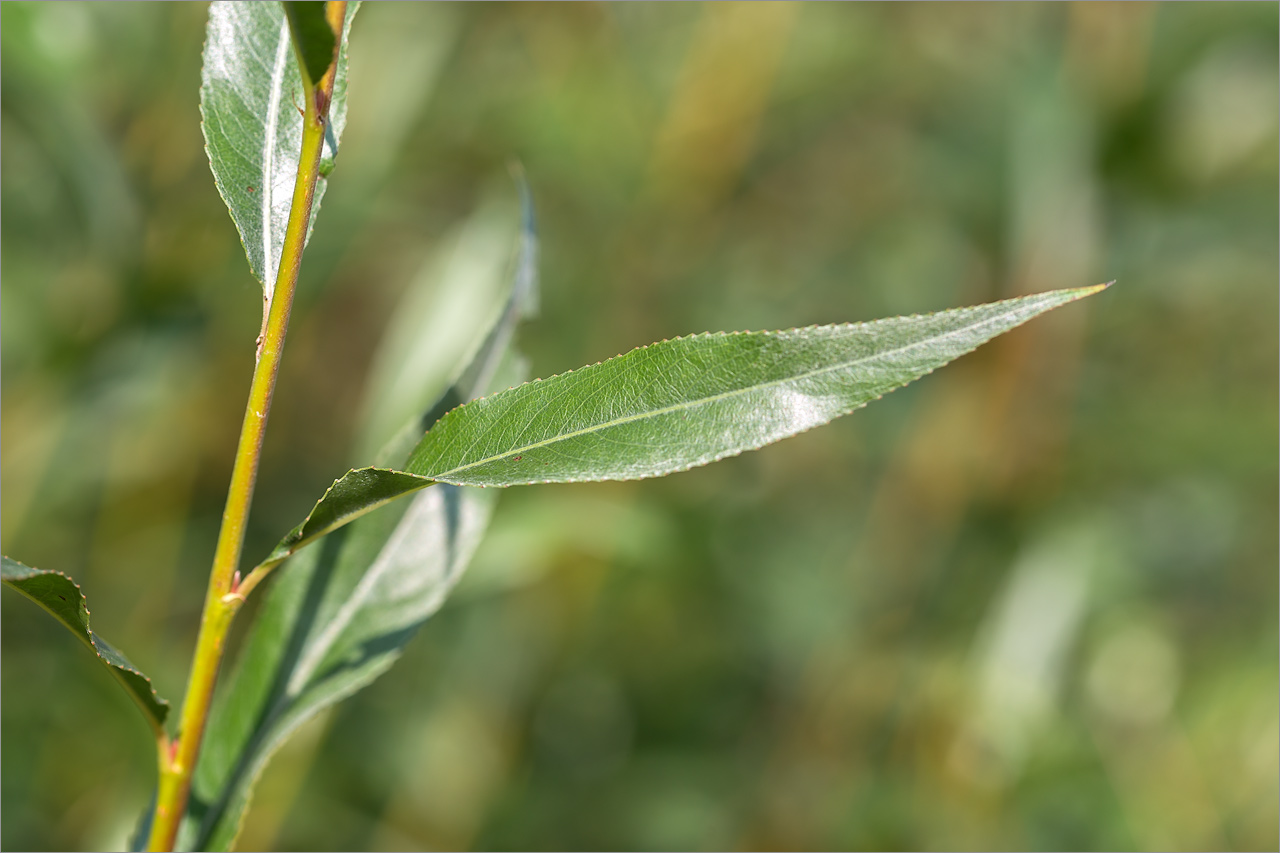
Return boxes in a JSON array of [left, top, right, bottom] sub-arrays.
[[410, 285, 1107, 485], [259, 179, 538, 569], [1, 556, 169, 733], [180, 484, 498, 851], [261, 284, 1108, 556], [176, 188, 538, 852], [200, 0, 358, 308], [356, 175, 538, 465]]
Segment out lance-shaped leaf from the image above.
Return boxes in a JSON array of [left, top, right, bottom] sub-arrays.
[[200, 0, 358, 308], [2, 556, 169, 733], [408, 286, 1108, 484], [178, 484, 498, 851], [256, 284, 1109, 554], [172, 187, 539, 852], [257, 178, 539, 571]]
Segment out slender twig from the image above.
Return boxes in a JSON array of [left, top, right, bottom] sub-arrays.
[[146, 5, 345, 849]]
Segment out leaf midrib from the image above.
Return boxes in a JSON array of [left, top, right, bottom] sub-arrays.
[[261, 16, 292, 301]]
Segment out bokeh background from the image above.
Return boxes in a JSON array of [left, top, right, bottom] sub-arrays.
[[3, 2, 1277, 850]]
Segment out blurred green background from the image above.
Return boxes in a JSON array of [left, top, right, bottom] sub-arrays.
[[3, 2, 1276, 850]]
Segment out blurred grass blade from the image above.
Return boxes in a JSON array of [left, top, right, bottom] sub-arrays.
[[258, 285, 1107, 552], [175, 184, 538, 852], [200, 1, 358, 308], [281, 1, 335, 86], [1, 556, 169, 732]]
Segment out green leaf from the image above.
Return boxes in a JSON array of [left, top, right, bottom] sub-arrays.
[[281, 1, 335, 86], [181, 484, 498, 852], [173, 183, 538, 852], [355, 174, 539, 464], [200, 0, 358, 309], [256, 285, 1108, 549], [1, 556, 169, 732], [408, 285, 1108, 484], [259, 177, 539, 571]]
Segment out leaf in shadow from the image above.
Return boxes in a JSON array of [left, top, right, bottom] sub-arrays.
[[258, 174, 539, 570], [180, 469, 495, 851], [2, 556, 169, 732], [282, 1, 336, 86], [176, 177, 538, 851]]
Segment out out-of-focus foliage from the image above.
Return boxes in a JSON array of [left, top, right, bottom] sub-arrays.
[[2, 3, 1275, 850], [183, 182, 538, 853]]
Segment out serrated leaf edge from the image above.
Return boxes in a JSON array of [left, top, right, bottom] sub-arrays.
[[256, 284, 1109, 568], [424, 283, 1109, 430], [414, 284, 1110, 483]]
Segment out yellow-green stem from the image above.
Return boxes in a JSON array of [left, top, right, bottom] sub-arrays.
[[146, 4, 344, 846]]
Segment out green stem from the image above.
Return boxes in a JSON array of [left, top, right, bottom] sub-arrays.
[[146, 5, 344, 846]]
